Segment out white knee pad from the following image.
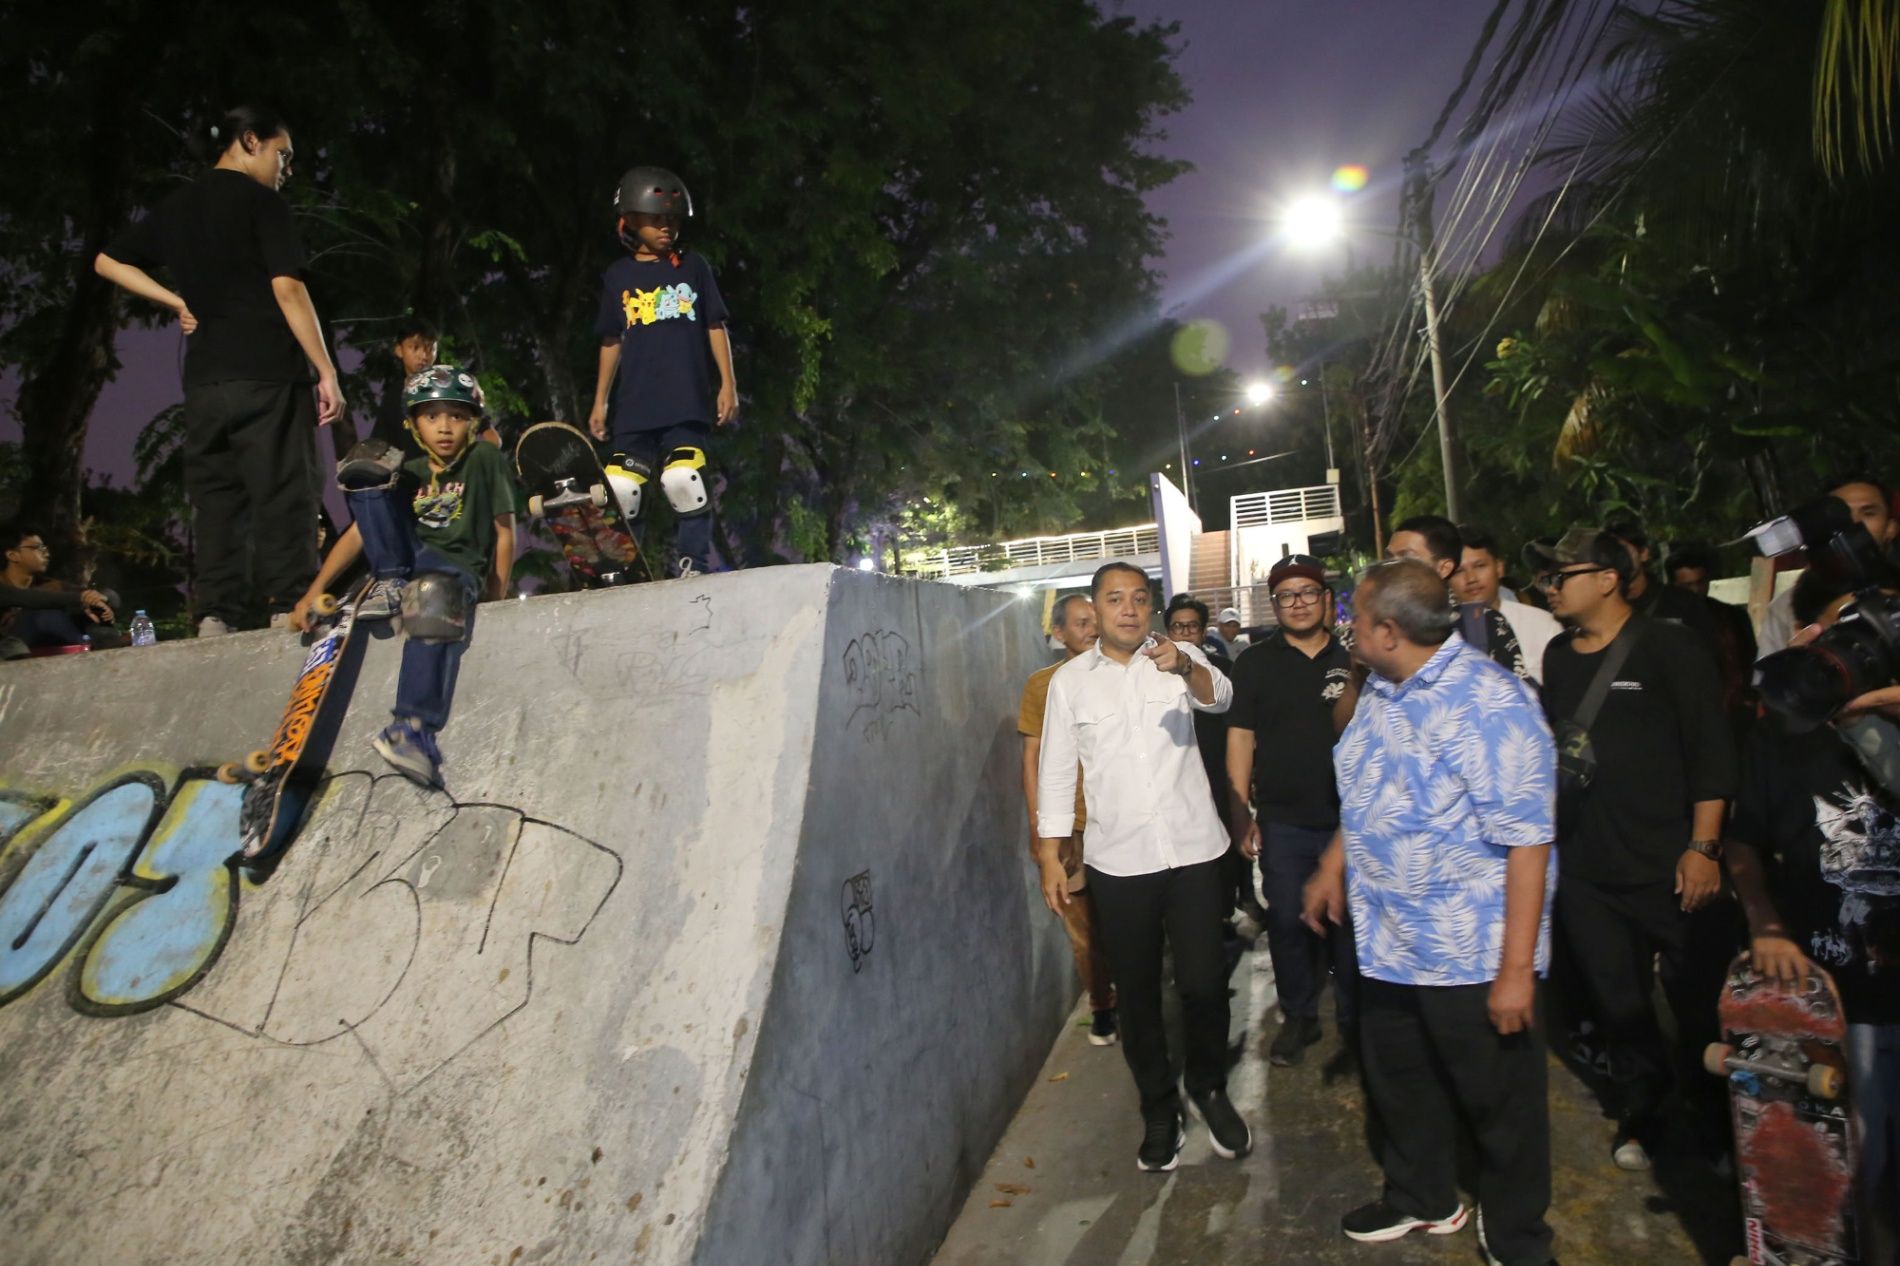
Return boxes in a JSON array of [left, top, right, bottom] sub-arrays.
[[604, 457, 647, 521], [661, 446, 711, 516]]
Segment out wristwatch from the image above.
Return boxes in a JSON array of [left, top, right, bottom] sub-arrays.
[[1688, 838, 1724, 861]]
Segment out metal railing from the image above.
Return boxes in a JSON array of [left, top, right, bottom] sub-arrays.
[[1230, 484, 1342, 528], [909, 524, 1159, 579]]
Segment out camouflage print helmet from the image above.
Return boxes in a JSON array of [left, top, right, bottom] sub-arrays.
[[613, 166, 693, 219], [403, 364, 485, 416]]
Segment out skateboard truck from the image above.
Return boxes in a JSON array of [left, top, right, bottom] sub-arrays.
[[527, 476, 609, 519]]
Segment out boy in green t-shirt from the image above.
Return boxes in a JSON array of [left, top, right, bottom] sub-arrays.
[[292, 364, 516, 787]]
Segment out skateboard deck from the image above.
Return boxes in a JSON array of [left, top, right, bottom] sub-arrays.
[[514, 421, 646, 586], [1706, 954, 1858, 1266], [221, 577, 372, 868]]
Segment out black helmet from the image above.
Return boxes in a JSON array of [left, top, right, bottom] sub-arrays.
[[613, 166, 693, 219]]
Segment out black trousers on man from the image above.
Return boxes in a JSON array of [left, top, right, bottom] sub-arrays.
[[183, 379, 321, 625], [1360, 977, 1553, 1266], [1085, 857, 1230, 1114], [1558, 876, 1735, 1147]]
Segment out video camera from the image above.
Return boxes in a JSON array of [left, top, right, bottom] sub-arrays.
[[1749, 497, 1900, 731]]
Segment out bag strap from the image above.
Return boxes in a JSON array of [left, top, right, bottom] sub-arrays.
[[1572, 616, 1643, 733]]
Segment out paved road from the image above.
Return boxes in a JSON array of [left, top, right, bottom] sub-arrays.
[[933, 934, 1738, 1265]]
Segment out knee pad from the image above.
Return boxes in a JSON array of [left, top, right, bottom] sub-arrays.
[[660, 446, 711, 517], [337, 438, 405, 492], [604, 454, 650, 521], [400, 572, 470, 644]]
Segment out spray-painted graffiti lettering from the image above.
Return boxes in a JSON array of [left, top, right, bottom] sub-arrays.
[[842, 869, 874, 973], [841, 629, 919, 742], [0, 767, 621, 1077]]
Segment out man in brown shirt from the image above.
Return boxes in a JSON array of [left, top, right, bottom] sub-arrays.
[[1020, 592, 1117, 1044]]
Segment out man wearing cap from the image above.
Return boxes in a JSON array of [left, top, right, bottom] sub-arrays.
[[1227, 554, 1359, 1066], [1532, 526, 1736, 1173], [1456, 526, 1564, 685], [1216, 607, 1249, 654]]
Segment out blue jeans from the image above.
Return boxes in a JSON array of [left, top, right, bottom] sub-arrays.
[[1261, 821, 1360, 1029], [1849, 1023, 1900, 1266], [613, 421, 716, 571], [347, 487, 478, 733]]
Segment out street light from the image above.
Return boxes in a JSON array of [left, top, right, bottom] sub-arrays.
[[1279, 178, 1462, 523], [1244, 380, 1274, 407]]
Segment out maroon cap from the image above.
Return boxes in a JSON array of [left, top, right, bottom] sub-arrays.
[[1268, 554, 1327, 590]]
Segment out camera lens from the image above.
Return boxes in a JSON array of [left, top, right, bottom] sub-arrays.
[[1755, 617, 1898, 731]]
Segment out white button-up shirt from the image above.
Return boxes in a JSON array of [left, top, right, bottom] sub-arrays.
[[1036, 639, 1233, 877]]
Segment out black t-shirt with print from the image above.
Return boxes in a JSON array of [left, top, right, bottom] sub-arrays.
[[1228, 630, 1353, 828], [1731, 718, 1900, 1024], [106, 170, 312, 387], [1541, 616, 1736, 885], [593, 251, 730, 435]]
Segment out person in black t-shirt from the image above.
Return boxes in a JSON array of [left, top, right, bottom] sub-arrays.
[[369, 317, 440, 447], [96, 105, 344, 635], [1728, 569, 1900, 1265], [586, 166, 738, 578], [1226, 554, 1359, 1067], [1530, 526, 1738, 1172], [1165, 595, 1248, 923]]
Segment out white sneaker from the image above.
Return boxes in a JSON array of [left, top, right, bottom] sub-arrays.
[[197, 615, 232, 637], [1612, 1135, 1651, 1171]]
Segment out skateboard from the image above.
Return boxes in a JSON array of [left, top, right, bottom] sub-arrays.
[[514, 421, 648, 586], [218, 576, 373, 868], [1705, 954, 1858, 1266]]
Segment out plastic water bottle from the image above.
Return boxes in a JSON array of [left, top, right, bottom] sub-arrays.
[[129, 611, 157, 647]]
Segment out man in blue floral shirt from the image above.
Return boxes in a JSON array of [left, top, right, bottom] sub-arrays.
[[1304, 559, 1558, 1266]]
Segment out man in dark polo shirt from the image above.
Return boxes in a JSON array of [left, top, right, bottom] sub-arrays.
[[1226, 554, 1359, 1066]]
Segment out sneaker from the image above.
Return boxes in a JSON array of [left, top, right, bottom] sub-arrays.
[[197, 614, 232, 638], [355, 577, 406, 622], [1088, 1009, 1118, 1046], [1611, 1131, 1651, 1172], [372, 717, 443, 788], [1187, 1088, 1252, 1159], [1269, 1015, 1322, 1067], [1340, 1198, 1468, 1243], [1136, 1107, 1186, 1173]]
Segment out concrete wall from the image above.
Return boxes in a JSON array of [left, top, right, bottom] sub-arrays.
[[0, 566, 1071, 1266]]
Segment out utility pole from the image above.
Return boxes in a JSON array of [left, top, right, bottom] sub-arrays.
[[1172, 381, 1195, 512], [1404, 149, 1462, 522]]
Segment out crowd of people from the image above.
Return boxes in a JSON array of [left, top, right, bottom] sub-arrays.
[[1022, 479, 1900, 1266], [3, 107, 737, 790]]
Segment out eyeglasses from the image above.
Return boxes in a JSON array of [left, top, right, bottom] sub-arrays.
[[1166, 620, 1204, 634], [12, 543, 49, 554], [1539, 566, 1610, 591], [1272, 587, 1326, 608]]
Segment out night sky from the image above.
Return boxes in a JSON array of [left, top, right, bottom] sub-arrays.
[[3, 1, 1501, 486]]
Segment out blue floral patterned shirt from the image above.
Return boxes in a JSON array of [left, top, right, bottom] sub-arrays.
[[1334, 633, 1558, 987]]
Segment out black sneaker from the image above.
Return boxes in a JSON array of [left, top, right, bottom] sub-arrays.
[[1136, 1107, 1185, 1172], [1340, 1197, 1467, 1243], [1088, 1009, 1118, 1046], [1269, 1016, 1322, 1066], [1188, 1088, 1252, 1159]]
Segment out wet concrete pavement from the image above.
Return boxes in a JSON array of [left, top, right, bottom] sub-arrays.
[[932, 934, 1740, 1265]]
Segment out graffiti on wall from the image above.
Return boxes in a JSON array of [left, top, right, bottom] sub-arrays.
[[840, 629, 919, 743], [0, 768, 622, 1091], [841, 869, 874, 973]]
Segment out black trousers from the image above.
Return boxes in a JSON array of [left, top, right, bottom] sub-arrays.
[[183, 379, 321, 623], [1558, 874, 1735, 1143], [1260, 821, 1359, 1029], [1085, 857, 1230, 1113], [1360, 977, 1553, 1265]]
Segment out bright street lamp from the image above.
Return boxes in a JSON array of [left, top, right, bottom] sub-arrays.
[[1281, 194, 1345, 251], [1244, 380, 1274, 407]]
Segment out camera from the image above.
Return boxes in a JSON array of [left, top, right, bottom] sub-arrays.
[[1750, 498, 1900, 731]]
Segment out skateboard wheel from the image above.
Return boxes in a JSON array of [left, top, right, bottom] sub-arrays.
[[244, 749, 271, 776], [1808, 1063, 1843, 1100], [589, 483, 609, 508], [312, 593, 340, 617], [216, 762, 244, 785], [527, 494, 545, 518], [1702, 1042, 1732, 1077]]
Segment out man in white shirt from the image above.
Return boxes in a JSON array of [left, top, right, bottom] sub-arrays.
[[1036, 561, 1251, 1172], [1456, 525, 1564, 684]]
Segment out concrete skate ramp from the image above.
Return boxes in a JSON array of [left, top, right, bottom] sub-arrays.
[[0, 566, 1074, 1266]]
